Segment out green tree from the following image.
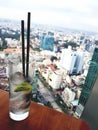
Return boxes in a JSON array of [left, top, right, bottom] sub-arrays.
[[2, 39, 7, 49]]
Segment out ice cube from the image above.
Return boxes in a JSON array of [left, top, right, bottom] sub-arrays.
[[12, 72, 24, 84]]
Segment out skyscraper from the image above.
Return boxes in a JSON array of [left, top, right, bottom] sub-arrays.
[[60, 48, 85, 75], [40, 32, 54, 51], [75, 46, 98, 117]]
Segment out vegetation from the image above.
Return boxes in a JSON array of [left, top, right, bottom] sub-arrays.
[[32, 47, 41, 52], [62, 41, 79, 49], [0, 28, 20, 40], [50, 56, 57, 62], [55, 94, 68, 113], [45, 101, 53, 108], [0, 28, 20, 51], [32, 97, 39, 102]]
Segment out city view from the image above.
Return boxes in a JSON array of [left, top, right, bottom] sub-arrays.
[[0, 1, 98, 129], [0, 18, 98, 118]]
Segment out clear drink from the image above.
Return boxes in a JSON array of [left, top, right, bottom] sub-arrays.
[[9, 63, 32, 121]]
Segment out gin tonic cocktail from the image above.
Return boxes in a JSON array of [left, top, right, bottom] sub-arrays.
[[9, 62, 32, 121]]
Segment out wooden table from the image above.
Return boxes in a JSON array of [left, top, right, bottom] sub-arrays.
[[0, 89, 90, 130]]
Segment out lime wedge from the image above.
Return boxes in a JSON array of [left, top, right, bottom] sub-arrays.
[[14, 82, 32, 92]]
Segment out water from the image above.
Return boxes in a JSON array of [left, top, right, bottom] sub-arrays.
[[9, 72, 32, 121]]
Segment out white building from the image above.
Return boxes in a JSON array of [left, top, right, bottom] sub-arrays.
[[62, 87, 76, 103], [48, 70, 62, 89], [5, 38, 18, 48], [60, 48, 85, 75]]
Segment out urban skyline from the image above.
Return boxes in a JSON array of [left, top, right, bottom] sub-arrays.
[[0, 0, 98, 32], [0, 19, 98, 119]]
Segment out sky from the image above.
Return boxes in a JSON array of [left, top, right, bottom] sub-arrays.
[[0, 0, 98, 32]]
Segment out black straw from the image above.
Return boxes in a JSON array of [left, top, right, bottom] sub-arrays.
[[26, 12, 31, 78], [21, 20, 25, 77]]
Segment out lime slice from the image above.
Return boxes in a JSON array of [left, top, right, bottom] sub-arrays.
[[14, 82, 32, 92]]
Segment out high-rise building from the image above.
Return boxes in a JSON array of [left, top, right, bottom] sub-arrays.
[[40, 33, 54, 51], [75, 46, 98, 117], [60, 48, 85, 75]]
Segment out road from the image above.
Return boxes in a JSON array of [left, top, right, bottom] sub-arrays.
[[37, 79, 63, 112]]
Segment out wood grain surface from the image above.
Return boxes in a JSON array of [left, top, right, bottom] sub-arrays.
[[0, 89, 90, 130]]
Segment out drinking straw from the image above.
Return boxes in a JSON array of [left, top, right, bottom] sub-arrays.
[[21, 20, 25, 77], [26, 12, 31, 78]]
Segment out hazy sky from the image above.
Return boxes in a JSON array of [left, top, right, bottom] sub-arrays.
[[0, 0, 98, 32]]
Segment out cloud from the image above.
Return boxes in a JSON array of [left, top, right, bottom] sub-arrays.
[[0, 0, 98, 31]]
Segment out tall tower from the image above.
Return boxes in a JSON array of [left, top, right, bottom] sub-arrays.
[[60, 48, 84, 75], [75, 46, 98, 117], [40, 32, 54, 51]]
